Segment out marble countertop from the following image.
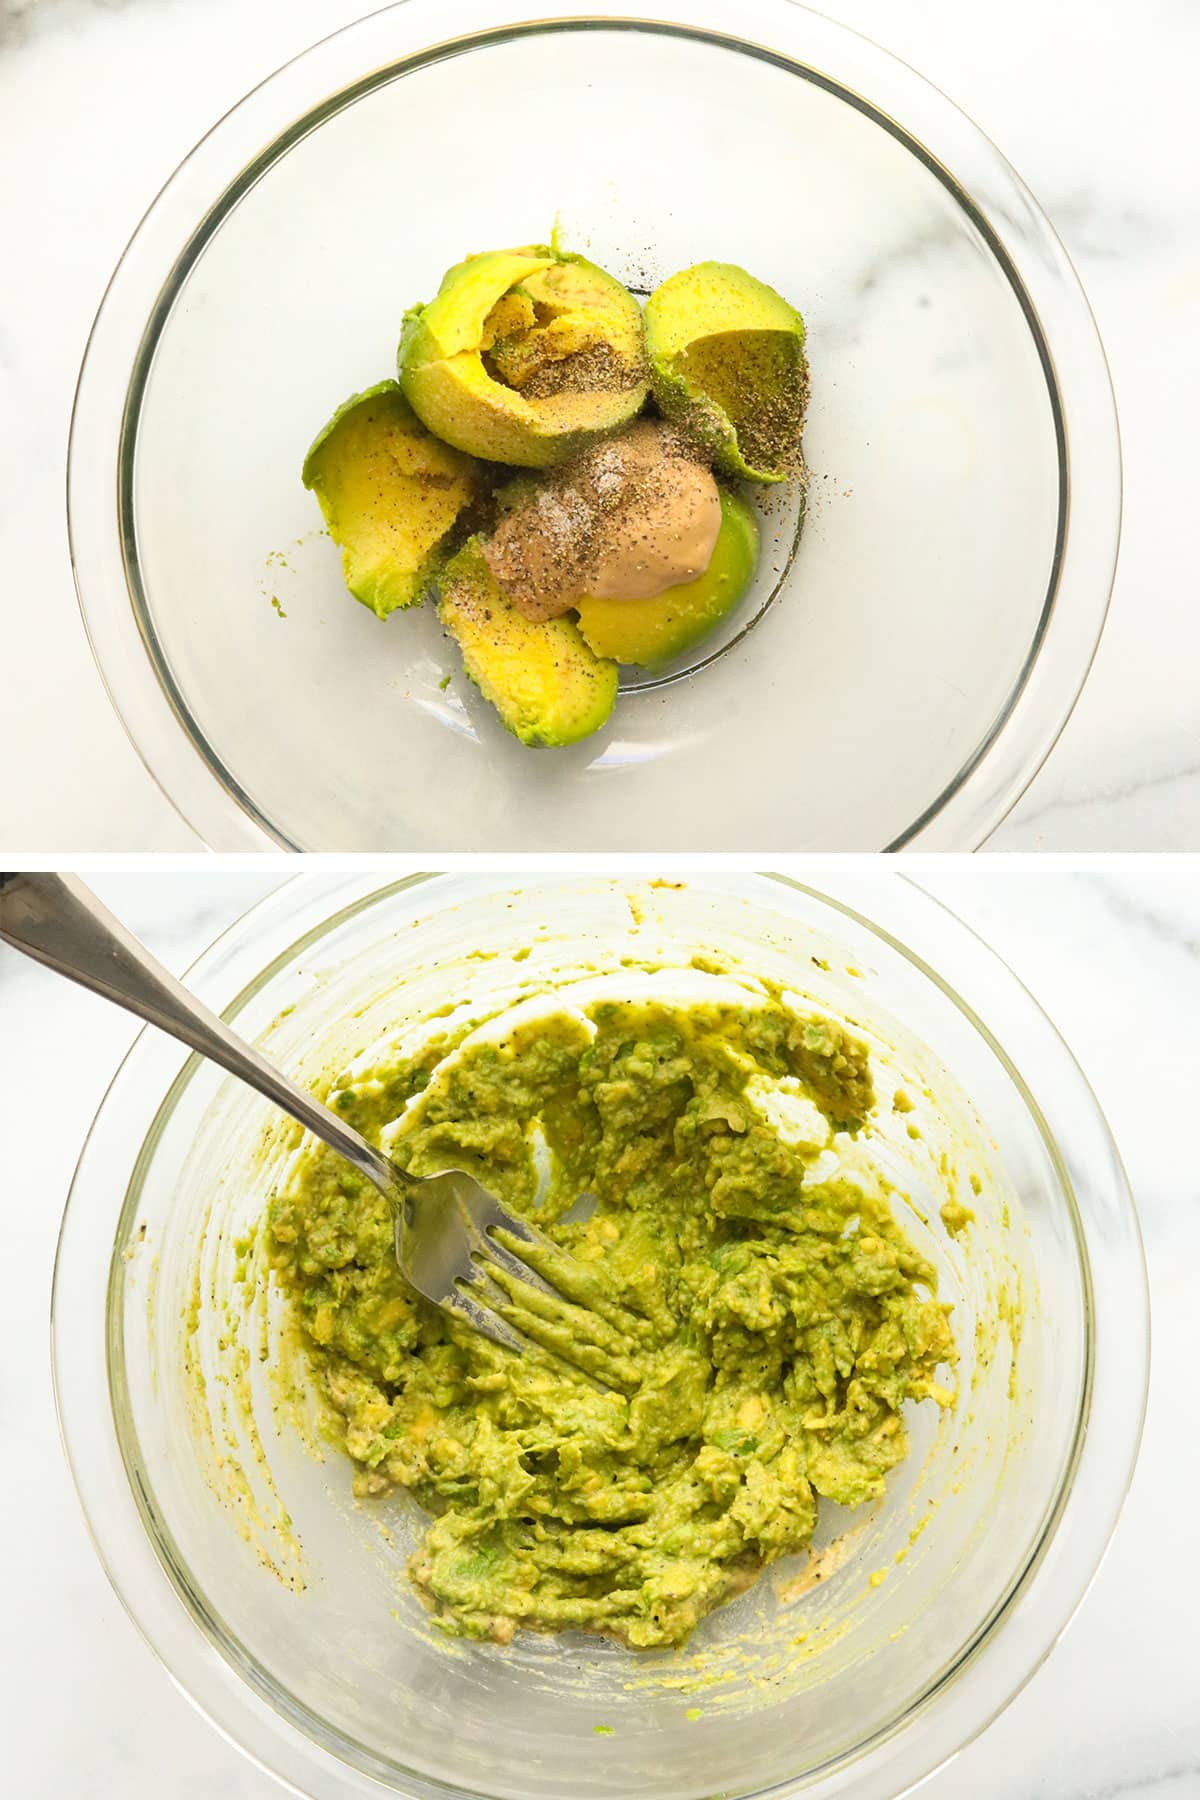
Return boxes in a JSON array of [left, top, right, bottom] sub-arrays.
[[2, 867, 1197, 1797], [1, 0, 1197, 850]]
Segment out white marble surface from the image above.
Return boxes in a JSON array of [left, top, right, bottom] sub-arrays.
[[1, 867, 1197, 1798], [1, 0, 1197, 850]]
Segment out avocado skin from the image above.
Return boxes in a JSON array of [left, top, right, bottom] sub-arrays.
[[303, 380, 480, 618], [644, 262, 807, 484], [398, 250, 555, 376], [398, 248, 648, 468], [574, 488, 759, 669], [438, 539, 618, 747]]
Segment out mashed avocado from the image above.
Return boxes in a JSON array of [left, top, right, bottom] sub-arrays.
[[266, 997, 955, 1650]]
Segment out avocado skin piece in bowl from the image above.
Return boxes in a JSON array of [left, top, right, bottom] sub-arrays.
[[438, 539, 618, 747], [645, 262, 808, 484], [398, 246, 649, 468], [302, 381, 482, 618], [574, 487, 759, 669]]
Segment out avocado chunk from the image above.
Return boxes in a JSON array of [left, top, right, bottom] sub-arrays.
[[575, 488, 759, 668], [399, 247, 649, 468], [302, 381, 481, 618], [438, 539, 618, 746], [644, 262, 807, 484]]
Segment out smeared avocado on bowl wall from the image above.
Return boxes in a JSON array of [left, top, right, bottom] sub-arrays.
[[438, 538, 618, 747], [645, 262, 808, 484], [302, 382, 482, 618], [575, 487, 760, 668], [398, 246, 649, 467]]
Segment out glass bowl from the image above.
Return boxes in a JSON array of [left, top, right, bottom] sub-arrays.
[[67, 0, 1120, 851], [53, 873, 1147, 1800]]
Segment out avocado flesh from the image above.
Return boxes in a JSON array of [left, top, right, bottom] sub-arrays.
[[645, 262, 807, 484], [574, 489, 759, 668], [399, 248, 648, 468], [404, 250, 555, 359], [439, 539, 618, 747], [302, 381, 481, 619]]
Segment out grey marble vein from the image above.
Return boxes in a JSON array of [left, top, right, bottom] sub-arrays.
[[1043, 188, 1172, 262], [0, 0, 139, 52], [994, 753, 1200, 836], [1050, 1767, 1200, 1800], [1091, 871, 1200, 961]]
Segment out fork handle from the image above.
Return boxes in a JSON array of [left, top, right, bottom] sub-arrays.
[[0, 873, 396, 1193]]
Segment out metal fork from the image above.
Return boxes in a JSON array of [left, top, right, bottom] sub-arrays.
[[0, 873, 584, 1362]]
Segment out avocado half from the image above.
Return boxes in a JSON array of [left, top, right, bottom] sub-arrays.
[[398, 247, 649, 469], [438, 539, 618, 747], [302, 381, 481, 618], [574, 489, 759, 669], [644, 262, 808, 484]]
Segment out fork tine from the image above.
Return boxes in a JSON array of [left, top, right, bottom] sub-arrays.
[[485, 1199, 543, 1245], [458, 1258, 631, 1392], [439, 1178, 566, 1302], [490, 1292, 642, 1393], [472, 1230, 562, 1300], [407, 1172, 635, 1387], [441, 1283, 535, 1358], [487, 1216, 654, 1345], [458, 1254, 515, 1312]]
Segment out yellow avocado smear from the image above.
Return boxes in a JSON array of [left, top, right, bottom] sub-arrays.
[[266, 996, 957, 1650]]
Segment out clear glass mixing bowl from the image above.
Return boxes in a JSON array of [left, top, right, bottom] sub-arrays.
[[67, 0, 1121, 850], [53, 874, 1147, 1800]]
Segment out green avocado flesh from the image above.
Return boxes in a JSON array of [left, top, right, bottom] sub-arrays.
[[575, 488, 759, 668], [398, 247, 649, 467], [645, 263, 808, 484], [438, 539, 618, 747], [266, 996, 956, 1650], [302, 382, 481, 618]]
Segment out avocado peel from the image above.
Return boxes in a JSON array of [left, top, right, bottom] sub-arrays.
[[645, 262, 808, 484], [438, 538, 618, 747], [399, 247, 648, 468], [302, 380, 482, 619]]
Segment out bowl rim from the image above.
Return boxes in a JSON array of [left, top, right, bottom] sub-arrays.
[[51, 871, 1149, 1800], [66, 0, 1122, 852]]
